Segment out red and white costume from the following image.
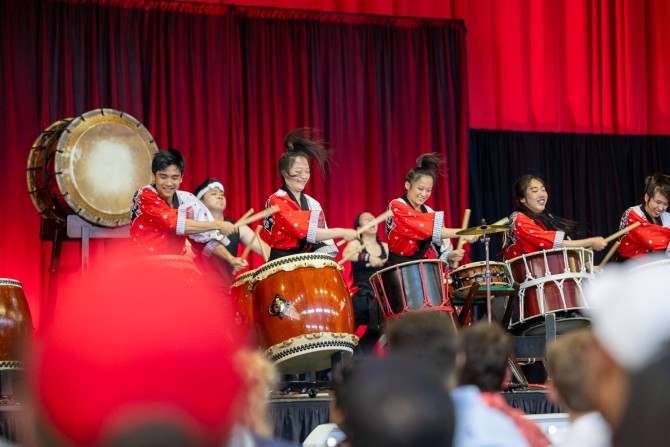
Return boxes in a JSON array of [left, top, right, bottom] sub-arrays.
[[263, 187, 337, 260], [504, 212, 565, 261], [618, 205, 670, 259], [385, 196, 453, 265], [130, 185, 228, 256]]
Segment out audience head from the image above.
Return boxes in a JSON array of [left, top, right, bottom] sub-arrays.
[[385, 311, 458, 388], [333, 355, 454, 447], [458, 320, 511, 392], [585, 255, 670, 428], [27, 255, 243, 447], [546, 329, 597, 414]]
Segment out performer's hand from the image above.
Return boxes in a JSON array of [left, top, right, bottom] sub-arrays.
[[447, 249, 466, 262], [216, 221, 237, 236], [464, 235, 479, 244], [588, 237, 607, 251], [228, 257, 248, 273], [341, 229, 358, 242]]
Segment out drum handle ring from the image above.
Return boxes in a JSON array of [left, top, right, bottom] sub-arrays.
[[268, 294, 291, 320]]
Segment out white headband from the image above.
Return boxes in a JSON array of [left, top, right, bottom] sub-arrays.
[[196, 181, 224, 200]]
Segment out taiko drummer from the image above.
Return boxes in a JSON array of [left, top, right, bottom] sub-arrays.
[[503, 175, 606, 260], [130, 149, 243, 266], [386, 153, 476, 266], [263, 128, 357, 261]]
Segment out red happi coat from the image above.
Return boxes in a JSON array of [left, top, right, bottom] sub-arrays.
[[386, 197, 450, 260], [618, 205, 670, 259], [504, 212, 564, 261]]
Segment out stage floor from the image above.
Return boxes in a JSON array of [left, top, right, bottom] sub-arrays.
[[268, 389, 560, 443]]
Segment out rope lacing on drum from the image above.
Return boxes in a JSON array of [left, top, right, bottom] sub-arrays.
[[268, 339, 357, 363]]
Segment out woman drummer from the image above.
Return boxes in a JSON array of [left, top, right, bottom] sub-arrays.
[[341, 211, 389, 354], [386, 153, 476, 266], [263, 128, 357, 261], [503, 175, 607, 260]]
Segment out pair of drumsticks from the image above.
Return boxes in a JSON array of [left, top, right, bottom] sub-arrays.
[[337, 210, 392, 265], [229, 207, 277, 263]]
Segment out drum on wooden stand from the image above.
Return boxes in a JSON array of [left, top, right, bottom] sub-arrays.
[[251, 254, 357, 374], [506, 248, 594, 335], [27, 109, 157, 227], [370, 260, 454, 322], [449, 261, 512, 301]]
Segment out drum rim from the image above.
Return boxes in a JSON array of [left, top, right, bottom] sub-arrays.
[[253, 253, 342, 282], [230, 268, 258, 287], [0, 279, 23, 288], [373, 258, 446, 278], [506, 247, 594, 265], [450, 260, 508, 273], [29, 108, 157, 227]]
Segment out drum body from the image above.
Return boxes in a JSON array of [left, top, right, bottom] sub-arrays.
[[370, 260, 453, 320], [0, 279, 34, 370], [449, 261, 512, 301], [27, 109, 157, 227], [251, 254, 357, 374], [506, 248, 594, 335], [230, 269, 257, 334]]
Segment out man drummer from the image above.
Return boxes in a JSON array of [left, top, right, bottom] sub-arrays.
[[130, 149, 246, 272], [191, 178, 271, 287], [617, 173, 670, 260]]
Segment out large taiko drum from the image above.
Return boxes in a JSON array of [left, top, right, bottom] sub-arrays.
[[27, 109, 157, 227], [449, 261, 512, 301], [0, 279, 34, 370], [230, 269, 257, 335], [251, 254, 357, 374], [506, 248, 594, 335], [370, 260, 454, 320]]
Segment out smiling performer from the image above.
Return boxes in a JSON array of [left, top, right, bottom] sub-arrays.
[[386, 153, 476, 266], [503, 175, 607, 260], [618, 173, 670, 260], [130, 149, 240, 266], [263, 128, 357, 261]]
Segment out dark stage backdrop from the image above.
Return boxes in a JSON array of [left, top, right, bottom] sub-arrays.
[[0, 0, 468, 328], [468, 129, 670, 264]]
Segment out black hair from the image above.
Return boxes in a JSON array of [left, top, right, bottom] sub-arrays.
[[353, 211, 382, 245], [643, 173, 670, 202], [513, 174, 579, 237], [458, 321, 511, 392], [193, 177, 223, 199], [152, 148, 185, 175], [278, 128, 331, 183], [405, 153, 445, 189]]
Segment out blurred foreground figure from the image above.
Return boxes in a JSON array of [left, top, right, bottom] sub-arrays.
[[27, 255, 243, 447]]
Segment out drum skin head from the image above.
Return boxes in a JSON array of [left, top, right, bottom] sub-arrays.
[[27, 109, 157, 227]]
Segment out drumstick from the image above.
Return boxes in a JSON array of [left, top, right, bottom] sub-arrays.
[[338, 242, 369, 266], [453, 209, 471, 268], [240, 225, 263, 261], [598, 241, 620, 268], [492, 217, 509, 226], [336, 210, 393, 247], [604, 222, 641, 243], [233, 206, 279, 229], [239, 208, 254, 222]]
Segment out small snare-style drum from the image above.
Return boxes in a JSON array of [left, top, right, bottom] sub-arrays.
[[506, 248, 595, 335], [449, 261, 512, 301], [251, 254, 357, 374], [0, 279, 34, 370], [27, 109, 157, 227], [230, 269, 257, 334], [370, 260, 454, 320]]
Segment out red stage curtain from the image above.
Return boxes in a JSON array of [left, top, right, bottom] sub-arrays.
[[179, 0, 670, 135], [0, 0, 468, 328]]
